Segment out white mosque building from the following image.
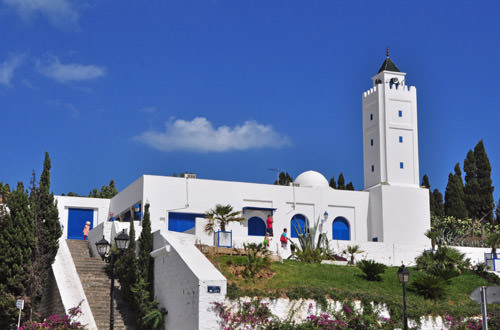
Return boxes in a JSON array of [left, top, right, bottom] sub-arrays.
[[51, 55, 443, 330], [55, 53, 431, 249]]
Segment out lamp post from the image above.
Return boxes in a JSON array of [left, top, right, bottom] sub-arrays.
[[397, 264, 410, 330], [323, 211, 328, 222], [95, 229, 130, 330]]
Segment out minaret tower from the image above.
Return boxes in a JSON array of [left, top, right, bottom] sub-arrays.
[[362, 50, 429, 245], [362, 49, 420, 189]]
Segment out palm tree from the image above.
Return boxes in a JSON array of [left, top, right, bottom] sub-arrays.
[[343, 245, 363, 265], [425, 229, 441, 251], [204, 204, 245, 234], [487, 233, 500, 259]]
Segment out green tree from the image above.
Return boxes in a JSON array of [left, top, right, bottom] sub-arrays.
[[138, 203, 154, 296], [115, 219, 137, 305], [204, 204, 245, 234], [0, 183, 34, 328], [337, 173, 345, 190], [422, 174, 435, 215], [464, 149, 481, 220], [474, 141, 495, 223], [88, 179, 118, 198], [329, 176, 337, 189], [431, 189, 445, 217], [345, 182, 354, 190], [444, 164, 467, 219], [496, 199, 500, 224], [274, 172, 293, 186]]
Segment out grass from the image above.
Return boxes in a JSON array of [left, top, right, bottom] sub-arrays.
[[210, 255, 500, 322]]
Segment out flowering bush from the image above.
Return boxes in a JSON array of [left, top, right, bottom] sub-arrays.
[[214, 300, 398, 329], [19, 301, 86, 330]]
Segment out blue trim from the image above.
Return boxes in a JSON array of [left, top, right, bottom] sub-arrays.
[[168, 212, 205, 233], [68, 208, 93, 239]]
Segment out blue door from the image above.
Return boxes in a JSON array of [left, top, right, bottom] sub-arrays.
[[332, 217, 350, 240], [291, 214, 307, 238], [248, 217, 266, 236], [68, 208, 94, 239]]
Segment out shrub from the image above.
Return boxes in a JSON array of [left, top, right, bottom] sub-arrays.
[[415, 246, 470, 279], [357, 259, 387, 281], [19, 301, 86, 330], [408, 273, 447, 300], [242, 243, 271, 278]]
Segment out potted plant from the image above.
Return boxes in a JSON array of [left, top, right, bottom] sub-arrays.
[[204, 204, 245, 247]]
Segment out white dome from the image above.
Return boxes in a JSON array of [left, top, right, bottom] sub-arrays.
[[294, 170, 329, 187]]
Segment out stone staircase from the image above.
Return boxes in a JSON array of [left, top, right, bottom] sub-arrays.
[[66, 240, 137, 330]]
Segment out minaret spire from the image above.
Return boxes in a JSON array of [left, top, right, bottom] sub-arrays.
[[386, 47, 390, 58]]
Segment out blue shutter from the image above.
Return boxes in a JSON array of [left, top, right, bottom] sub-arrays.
[[68, 208, 93, 239], [291, 214, 306, 238], [332, 217, 350, 240], [248, 217, 266, 236]]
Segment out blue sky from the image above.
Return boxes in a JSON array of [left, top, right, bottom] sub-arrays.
[[1, 1, 500, 201]]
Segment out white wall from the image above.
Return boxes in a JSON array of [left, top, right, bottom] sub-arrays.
[[152, 231, 226, 330], [55, 196, 110, 238]]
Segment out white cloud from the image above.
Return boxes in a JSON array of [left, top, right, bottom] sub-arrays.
[[134, 117, 290, 152], [47, 99, 79, 117], [0, 55, 23, 86], [37, 56, 105, 83], [4, 0, 80, 30]]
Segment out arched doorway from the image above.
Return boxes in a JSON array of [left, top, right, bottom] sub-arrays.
[[248, 217, 266, 236], [332, 217, 350, 240], [290, 214, 307, 238]]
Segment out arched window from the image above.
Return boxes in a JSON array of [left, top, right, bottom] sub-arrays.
[[291, 214, 307, 238], [248, 217, 266, 236], [332, 217, 350, 240]]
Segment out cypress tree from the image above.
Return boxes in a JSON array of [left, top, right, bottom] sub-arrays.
[[138, 203, 154, 296], [346, 182, 354, 190], [329, 176, 337, 189], [444, 164, 467, 219], [337, 173, 345, 190], [464, 149, 481, 220], [474, 140, 495, 223], [0, 183, 34, 328], [274, 172, 293, 186], [496, 199, 500, 224], [431, 189, 445, 217], [115, 219, 137, 304]]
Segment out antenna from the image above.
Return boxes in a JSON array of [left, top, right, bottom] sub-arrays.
[[268, 168, 280, 184]]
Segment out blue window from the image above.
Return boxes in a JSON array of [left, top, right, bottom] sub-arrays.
[[332, 217, 350, 240], [291, 214, 307, 238], [398, 110, 403, 117], [399, 136, 403, 143], [370, 114, 373, 120], [248, 217, 266, 236], [400, 162, 404, 169], [168, 212, 204, 233], [371, 165, 374, 172], [370, 139, 373, 146]]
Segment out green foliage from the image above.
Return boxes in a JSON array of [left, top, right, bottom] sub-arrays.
[[430, 214, 493, 247], [444, 164, 467, 219], [464, 149, 481, 220], [329, 176, 336, 189], [487, 232, 500, 258], [115, 220, 137, 305], [290, 217, 329, 263], [131, 277, 166, 330], [88, 179, 118, 198], [274, 172, 293, 186], [474, 140, 495, 223], [337, 173, 345, 189], [343, 245, 363, 265], [431, 189, 445, 217], [204, 204, 245, 233], [241, 243, 271, 278], [357, 259, 387, 281], [408, 273, 447, 300], [138, 203, 154, 295], [345, 182, 354, 190], [415, 246, 469, 277]]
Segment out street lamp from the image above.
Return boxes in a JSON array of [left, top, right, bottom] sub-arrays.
[[95, 229, 130, 330], [397, 264, 410, 330], [323, 211, 328, 222]]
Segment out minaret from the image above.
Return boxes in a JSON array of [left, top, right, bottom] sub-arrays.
[[362, 49, 420, 189]]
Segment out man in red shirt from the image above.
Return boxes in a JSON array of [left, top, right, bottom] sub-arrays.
[[266, 215, 273, 236]]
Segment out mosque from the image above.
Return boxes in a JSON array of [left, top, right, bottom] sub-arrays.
[[51, 54, 436, 330], [55, 53, 431, 248]]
